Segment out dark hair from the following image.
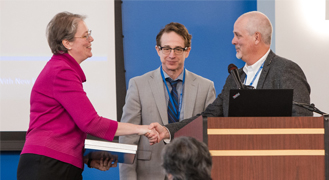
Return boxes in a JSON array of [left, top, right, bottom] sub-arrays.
[[46, 11, 86, 54], [162, 137, 212, 180], [156, 22, 192, 48]]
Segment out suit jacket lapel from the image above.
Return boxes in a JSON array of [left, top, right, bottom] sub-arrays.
[[182, 70, 197, 118], [149, 67, 168, 125], [238, 68, 246, 83], [257, 50, 275, 89]]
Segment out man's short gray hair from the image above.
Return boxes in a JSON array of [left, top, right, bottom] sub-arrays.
[[244, 11, 273, 45]]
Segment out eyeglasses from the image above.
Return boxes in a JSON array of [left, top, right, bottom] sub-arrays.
[[158, 46, 188, 55], [75, 30, 92, 40]]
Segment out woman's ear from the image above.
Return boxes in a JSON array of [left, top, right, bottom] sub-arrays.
[[62, 39, 72, 50]]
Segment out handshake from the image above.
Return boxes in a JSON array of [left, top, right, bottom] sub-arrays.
[[140, 123, 171, 145], [86, 122, 173, 171]]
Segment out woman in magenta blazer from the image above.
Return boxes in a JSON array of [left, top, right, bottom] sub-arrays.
[[17, 12, 156, 180]]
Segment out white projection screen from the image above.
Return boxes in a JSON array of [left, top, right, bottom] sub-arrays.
[[0, 0, 119, 135]]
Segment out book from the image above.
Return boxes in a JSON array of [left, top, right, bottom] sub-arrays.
[[84, 139, 137, 164]]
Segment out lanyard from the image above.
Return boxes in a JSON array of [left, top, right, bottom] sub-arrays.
[[244, 61, 265, 86], [160, 66, 185, 120]]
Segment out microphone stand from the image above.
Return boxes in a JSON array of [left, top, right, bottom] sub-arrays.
[[293, 101, 328, 115], [294, 102, 329, 178]]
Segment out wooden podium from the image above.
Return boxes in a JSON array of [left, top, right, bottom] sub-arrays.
[[207, 116, 329, 180]]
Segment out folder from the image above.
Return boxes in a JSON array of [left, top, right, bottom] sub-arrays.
[[84, 139, 137, 164]]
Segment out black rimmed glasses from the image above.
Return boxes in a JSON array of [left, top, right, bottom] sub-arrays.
[[75, 30, 92, 40], [158, 46, 188, 55]]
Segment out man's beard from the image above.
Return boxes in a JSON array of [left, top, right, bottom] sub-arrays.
[[236, 52, 242, 59]]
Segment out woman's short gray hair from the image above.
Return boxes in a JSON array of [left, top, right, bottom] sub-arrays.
[[46, 11, 86, 54]]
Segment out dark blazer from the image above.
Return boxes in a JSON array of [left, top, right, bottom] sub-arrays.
[[166, 50, 312, 137]]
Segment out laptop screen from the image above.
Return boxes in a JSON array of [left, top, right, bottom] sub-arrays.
[[228, 89, 293, 117]]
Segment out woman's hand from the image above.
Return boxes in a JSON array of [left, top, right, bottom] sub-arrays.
[[85, 151, 118, 171], [90, 156, 118, 171], [144, 127, 160, 145]]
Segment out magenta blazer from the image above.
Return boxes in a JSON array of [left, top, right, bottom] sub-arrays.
[[21, 53, 118, 169]]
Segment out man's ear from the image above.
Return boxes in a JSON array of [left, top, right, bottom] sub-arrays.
[[184, 47, 191, 58], [62, 39, 73, 50], [155, 45, 161, 56], [254, 32, 261, 45]]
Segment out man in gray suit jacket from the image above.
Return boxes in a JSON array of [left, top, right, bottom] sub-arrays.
[[119, 22, 216, 180], [149, 11, 312, 143]]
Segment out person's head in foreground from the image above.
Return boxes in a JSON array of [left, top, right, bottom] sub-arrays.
[[162, 136, 212, 180]]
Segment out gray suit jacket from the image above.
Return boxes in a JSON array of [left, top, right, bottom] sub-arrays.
[[119, 67, 216, 180], [166, 50, 312, 138]]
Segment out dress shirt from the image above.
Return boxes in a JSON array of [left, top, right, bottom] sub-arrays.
[[243, 49, 270, 88], [162, 70, 184, 143], [162, 69, 185, 120]]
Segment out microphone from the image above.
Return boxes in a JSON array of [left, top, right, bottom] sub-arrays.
[[228, 64, 244, 89]]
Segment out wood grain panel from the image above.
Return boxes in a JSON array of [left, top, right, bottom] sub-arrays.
[[211, 156, 325, 180], [208, 134, 324, 150], [207, 117, 326, 180], [208, 117, 324, 129]]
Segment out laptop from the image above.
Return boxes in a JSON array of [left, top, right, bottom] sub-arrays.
[[228, 89, 293, 117]]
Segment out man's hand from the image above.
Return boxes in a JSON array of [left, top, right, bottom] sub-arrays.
[[147, 122, 170, 145]]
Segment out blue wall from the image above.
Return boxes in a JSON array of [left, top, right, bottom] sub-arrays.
[[0, 152, 120, 180], [1, 152, 21, 180], [122, 0, 256, 93], [0, 1, 256, 179]]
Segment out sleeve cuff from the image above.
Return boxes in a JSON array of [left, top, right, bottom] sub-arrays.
[[163, 127, 171, 144]]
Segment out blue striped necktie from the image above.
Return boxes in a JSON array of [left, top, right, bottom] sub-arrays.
[[166, 78, 180, 123]]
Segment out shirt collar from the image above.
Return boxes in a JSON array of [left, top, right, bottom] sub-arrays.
[[52, 53, 86, 82], [243, 49, 270, 74], [163, 69, 184, 81]]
